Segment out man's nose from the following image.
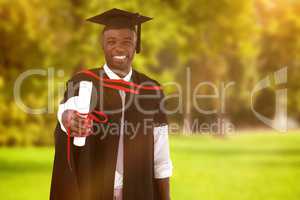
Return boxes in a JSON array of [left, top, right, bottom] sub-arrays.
[[115, 43, 126, 54]]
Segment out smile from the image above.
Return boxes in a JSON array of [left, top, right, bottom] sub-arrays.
[[113, 55, 127, 60]]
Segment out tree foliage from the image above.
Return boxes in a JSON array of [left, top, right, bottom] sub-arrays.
[[0, 0, 299, 145]]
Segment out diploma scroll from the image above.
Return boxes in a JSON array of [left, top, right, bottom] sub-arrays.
[[73, 81, 93, 147]]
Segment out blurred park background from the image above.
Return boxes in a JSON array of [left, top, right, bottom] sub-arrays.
[[0, 0, 300, 199]]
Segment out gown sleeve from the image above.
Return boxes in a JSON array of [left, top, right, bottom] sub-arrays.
[[153, 90, 173, 179], [50, 77, 85, 200]]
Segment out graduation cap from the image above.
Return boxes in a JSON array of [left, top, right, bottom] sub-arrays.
[[86, 8, 153, 53]]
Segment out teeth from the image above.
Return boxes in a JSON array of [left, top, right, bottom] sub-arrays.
[[113, 55, 126, 59]]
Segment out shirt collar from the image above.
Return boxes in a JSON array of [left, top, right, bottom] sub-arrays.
[[103, 63, 132, 81]]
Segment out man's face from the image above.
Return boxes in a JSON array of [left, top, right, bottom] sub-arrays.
[[102, 28, 136, 74]]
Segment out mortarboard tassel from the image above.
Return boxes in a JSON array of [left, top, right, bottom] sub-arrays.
[[136, 13, 141, 54]]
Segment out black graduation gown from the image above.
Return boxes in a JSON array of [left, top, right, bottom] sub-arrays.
[[50, 68, 168, 200]]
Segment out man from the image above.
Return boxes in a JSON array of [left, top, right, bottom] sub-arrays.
[[50, 8, 172, 200]]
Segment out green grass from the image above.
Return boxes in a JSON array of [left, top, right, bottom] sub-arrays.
[[1, 131, 300, 200]]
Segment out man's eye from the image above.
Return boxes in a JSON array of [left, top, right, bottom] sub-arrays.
[[107, 41, 115, 45], [123, 41, 133, 46]]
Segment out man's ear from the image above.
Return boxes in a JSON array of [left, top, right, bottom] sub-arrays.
[[100, 31, 105, 50], [101, 38, 104, 50]]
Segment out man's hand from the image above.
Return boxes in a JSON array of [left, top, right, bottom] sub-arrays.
[[62, 110, 93, 137]]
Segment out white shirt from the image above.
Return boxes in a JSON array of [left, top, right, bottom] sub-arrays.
[[57, 64, 173, 189]]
